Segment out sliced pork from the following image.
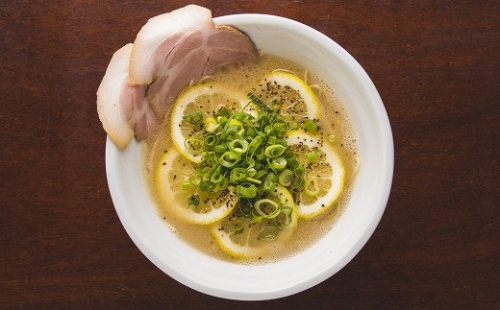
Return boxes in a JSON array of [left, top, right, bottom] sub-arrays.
[[96, 44, 158, 147], [97, 5, 258, 148], [129, 4, 257, 118], [128, 84, 159, 141], [129, 5, 213, 85], [96, 44, 135, 148], [144, 24, 259, 117]]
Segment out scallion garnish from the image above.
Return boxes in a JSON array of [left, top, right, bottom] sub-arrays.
[[182, 95, 308, 227], [303, 119, 318, 132], [183, 111, 204, 126]]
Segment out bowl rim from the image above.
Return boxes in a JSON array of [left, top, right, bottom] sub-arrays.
[[106, 13, 394, 300]]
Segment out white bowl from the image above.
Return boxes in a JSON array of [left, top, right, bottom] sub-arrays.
[[106, 14, 393, 300]]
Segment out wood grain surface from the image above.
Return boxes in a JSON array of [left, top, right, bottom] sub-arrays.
[[1, 1, 498, 308]]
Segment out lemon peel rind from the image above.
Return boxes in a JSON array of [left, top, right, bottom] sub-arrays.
[[264, 71, 320, 120], [210, 186, 298, 259], [286, 131, 345, 219], [170, 83, 248, 163], [156, 148, 238, 225], [272, 186, 299, 241], [210, 225, 265, 259]]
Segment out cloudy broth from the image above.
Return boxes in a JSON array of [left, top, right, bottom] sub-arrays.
[[143, 53, 358, 263]]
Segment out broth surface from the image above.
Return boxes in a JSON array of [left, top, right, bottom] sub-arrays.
[[143, 53, 358, 264]]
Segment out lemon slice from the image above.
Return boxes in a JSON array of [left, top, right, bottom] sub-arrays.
[[170, 82, 248, 163], [210, 186, 298, 259], [286, 130, 345, 218], [253, 70, 320, 122], [156, 147, 238, 225]]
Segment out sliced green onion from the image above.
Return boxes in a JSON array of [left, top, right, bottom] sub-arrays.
[[307, 151, 317, 163], [254, 199, 280, 218], [293, 165, 305, 188], [210, 168, 224, 184], [251, 214, 263, 223], [247, 167, 257, 177], [217, 116, 228, 124], [204, 116, 219, 133], [278, 169, 293, 187], [239, 199, 252, 217], [246, 127, 257, 139], [265, 144, 286, 158], [246, 157, 256, 169], [254, 169, 268, 180], [185, 137, 202, 152], [188, 194, 200, 207], [247, 135, 264, 156], [262, 172, 277, 192], [236, 184, 257, 198], [272, 119, 289, 134], [204, 134, 217, 148], [271, 157, 287, 170], [303, 119, 318, 132], [219, 151, 240, 168], [199, 155, 217, 170], [183, 111, 203, 126], [227, 118, 243, 127], [254, 148, 265, 161], [182, 180, 192, 190], [199, 180, 214, 192], [228, 139, 249, 154], [217, 177, 229, 190], [215, 106, 231, 118], [214, 143, 226, 154], [277, 206, 293, 227], [248, 92, 273, 113], [245, 177, 262, 184], [230, 168, 247, 183], [233, 111, 250, 121], [225, 126, 241, 138], [226, 119, 245, 136], [276, 138, 287, 147]]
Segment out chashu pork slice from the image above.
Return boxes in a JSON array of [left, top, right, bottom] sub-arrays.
[[96, 43, 158, 148], [97, 44, 134, 148], [129, 4, 258, 117], [98, 5, 257, 148]]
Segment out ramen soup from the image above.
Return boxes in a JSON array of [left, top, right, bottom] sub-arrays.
[[144, 53, 358, 263]]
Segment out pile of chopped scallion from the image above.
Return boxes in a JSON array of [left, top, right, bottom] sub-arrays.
[[181, 92, 317, 223]]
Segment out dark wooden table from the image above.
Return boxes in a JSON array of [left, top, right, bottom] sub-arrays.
[[1, 1, 498, 308]]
